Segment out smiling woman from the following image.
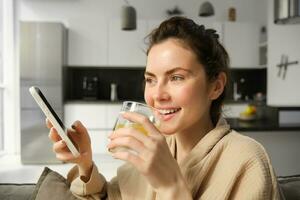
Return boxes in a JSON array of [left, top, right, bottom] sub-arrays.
[[46, 16, 280, 200]]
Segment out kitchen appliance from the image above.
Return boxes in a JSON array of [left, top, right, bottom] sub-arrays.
[[20, 22, 67, 164], [82, 75, 99, 99], [110, 83, 118, 101]]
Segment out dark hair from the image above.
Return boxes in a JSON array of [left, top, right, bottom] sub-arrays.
[[146, 16, 230, 125]]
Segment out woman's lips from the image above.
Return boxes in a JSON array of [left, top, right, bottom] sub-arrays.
[[156, 108, 181, 121]]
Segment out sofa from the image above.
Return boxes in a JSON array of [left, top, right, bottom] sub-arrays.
[[0, 167, 299, 200]]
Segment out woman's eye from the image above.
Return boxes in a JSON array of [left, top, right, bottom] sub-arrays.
[[145, 77, 156, 85], [171, 75, 184, 81]]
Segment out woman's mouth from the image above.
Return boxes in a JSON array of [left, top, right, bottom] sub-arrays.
[[156, 108, 181, 121]]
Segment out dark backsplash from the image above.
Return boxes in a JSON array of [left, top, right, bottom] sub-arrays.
[[64, 66, 267, 103], [226, 68, 267, 101], [64, 67, 145, 101]]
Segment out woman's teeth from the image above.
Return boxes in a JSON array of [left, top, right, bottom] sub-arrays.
[[158, 108, 181, 115]]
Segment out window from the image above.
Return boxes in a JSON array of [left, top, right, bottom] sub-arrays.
[[0, 0, 4, 151], [0, 0, 18, 154]]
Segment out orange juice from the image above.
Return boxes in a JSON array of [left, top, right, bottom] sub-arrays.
[[109, 123, 149, 153], [115, 123, 148, 135]]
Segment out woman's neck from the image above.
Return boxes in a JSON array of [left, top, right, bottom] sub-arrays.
[[175, 117, 214, 163]]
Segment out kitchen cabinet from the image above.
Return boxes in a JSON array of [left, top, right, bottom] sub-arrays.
[[67, 18, 108, 66], [64, 103, 122, 154], [108, 20, 147, 67], [222, 22, 260, 68], [267, 0, 300, 106], [147, 20, 259, 69]]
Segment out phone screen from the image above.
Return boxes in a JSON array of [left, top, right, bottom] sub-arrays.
[[36, 88, 65, 130], [30, 86, 80, 157]]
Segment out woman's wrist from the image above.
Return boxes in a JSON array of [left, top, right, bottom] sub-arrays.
[[77, 149, 93, 173], [78, 159, 93, 182]]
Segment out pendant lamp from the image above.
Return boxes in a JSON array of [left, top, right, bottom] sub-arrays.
[[121, 0, 137, 30], [199, 1, 215, 17]]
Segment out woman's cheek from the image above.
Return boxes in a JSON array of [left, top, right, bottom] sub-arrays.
[[144, 89, 153, 106], [175, 86, 195, 105]]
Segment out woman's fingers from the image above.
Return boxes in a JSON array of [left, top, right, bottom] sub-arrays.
[[46, 118, 53, 129], [110, 126, 148, 143], [52, 140, 67, 153], [55, 152, 77, 162], [72, 120, 88, 136], [121, 112, 160, 136], [49, 127, 62, 142], [111, 151, 144, 171], [108, 135, 145, 153]]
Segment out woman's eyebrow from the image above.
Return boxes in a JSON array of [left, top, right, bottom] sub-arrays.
[[145, 67, 193, 77], [144, 71, 155, 77], [165, 67, 193, 75]]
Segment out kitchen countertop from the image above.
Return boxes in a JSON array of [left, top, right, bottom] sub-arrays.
[[64, 101, 300, 131], [226, 117, 300, 131]]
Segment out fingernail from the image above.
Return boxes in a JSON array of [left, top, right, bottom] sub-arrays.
[[60, 140, 65, 145]]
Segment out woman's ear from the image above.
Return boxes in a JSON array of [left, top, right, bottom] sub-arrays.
[[208, 72, 227, 100]]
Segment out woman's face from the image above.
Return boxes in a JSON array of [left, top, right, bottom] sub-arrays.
[[144, 38, 216, 135]]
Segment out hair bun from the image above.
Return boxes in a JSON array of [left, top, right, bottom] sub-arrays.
[[205, 29, 219, 39]]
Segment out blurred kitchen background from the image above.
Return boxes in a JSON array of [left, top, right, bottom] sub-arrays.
[[1, 0, 300, 183]]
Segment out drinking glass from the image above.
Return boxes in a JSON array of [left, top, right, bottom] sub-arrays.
[[109, 101, 159, 153]]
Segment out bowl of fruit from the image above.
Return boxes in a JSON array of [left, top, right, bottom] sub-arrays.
[[239, 105, 257, 121]]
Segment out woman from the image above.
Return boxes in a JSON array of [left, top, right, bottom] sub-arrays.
[[47, 16, 279, 199]]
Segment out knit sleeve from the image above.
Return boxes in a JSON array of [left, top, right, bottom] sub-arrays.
[[228, 143, 280, 200], [67, 163, 122, 200]]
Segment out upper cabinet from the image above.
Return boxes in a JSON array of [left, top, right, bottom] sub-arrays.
[[221, 22, 260, 68], [66, 18, 262, 69], [108, 20, 147, 67], [67, 18, 108, 66], [267, 1, 300, 106]]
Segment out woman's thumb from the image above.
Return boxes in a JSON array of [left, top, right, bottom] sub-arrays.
[[71, 120, 88, 135]]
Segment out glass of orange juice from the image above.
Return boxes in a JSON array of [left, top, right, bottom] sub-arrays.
[[109, 101, 159, 153]]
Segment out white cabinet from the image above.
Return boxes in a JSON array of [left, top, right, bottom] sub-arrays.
[[67, 18, 108, 66], [267, 0, 300, 106], [64, 103, 122, 154], [267, 25, 300, 106], [108, 20, 147, 67], [89, 130, 109, 154], [64, 103, 107, 129], [222, 22, 260, 68]]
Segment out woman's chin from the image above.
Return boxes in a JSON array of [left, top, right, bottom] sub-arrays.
[[158, 125, 177, 136]]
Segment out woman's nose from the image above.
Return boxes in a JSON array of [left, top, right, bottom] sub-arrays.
[[153, 84, 170, 101]]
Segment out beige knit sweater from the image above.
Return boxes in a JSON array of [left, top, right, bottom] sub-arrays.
[[67, 118, 280, 200]]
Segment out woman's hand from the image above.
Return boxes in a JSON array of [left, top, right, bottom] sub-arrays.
[[46, 119, 93, 178], [107, 112, 191, 198]]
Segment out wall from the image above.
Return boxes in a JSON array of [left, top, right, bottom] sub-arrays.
[[17, 0, 267, 25], [243, 131, 300, 176]]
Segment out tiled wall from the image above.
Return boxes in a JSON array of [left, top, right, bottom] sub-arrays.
[[64, 67, 145, 101], [64, 67, 267, 103]]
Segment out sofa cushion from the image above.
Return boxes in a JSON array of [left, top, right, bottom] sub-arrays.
[[31, 167, 79, 200], [0, 183, 35, 200], [278, 174, 300, 200]]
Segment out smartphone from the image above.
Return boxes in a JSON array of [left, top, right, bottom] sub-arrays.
[[29, 86, 80, 157]]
